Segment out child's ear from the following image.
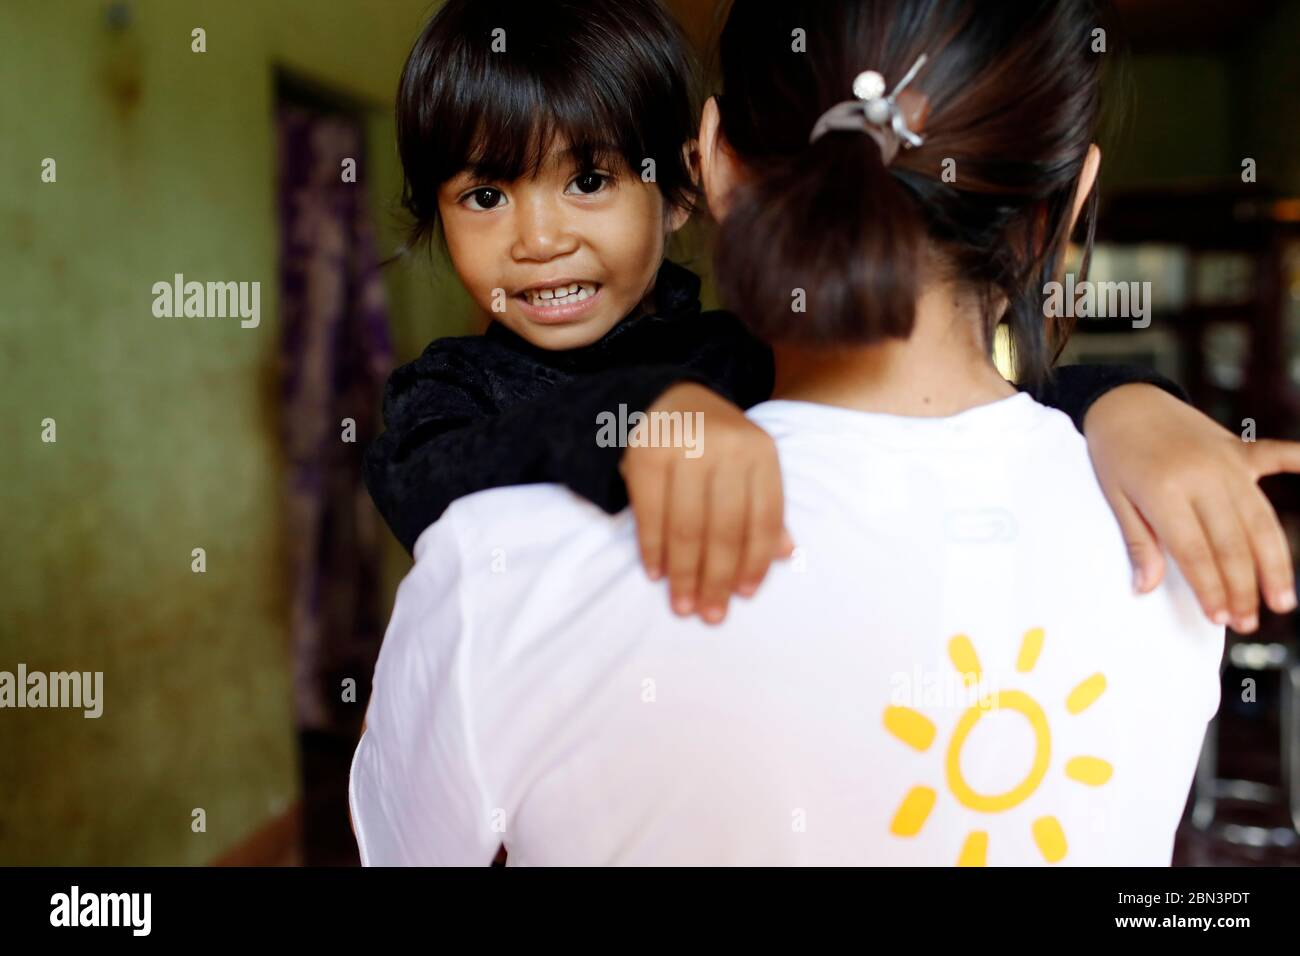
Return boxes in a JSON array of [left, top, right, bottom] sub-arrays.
[[681, 138, 702, 186], [666, 199, 692, 234]]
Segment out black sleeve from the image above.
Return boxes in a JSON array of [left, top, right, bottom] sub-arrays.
[[364, 319, 774, 554], [549, 314, 774, 518], [1022, 364, 1189, 433]]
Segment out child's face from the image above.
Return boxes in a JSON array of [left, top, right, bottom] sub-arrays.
[[438, 141, 687, 350]]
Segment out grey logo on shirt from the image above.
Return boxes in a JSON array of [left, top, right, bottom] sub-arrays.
[[944, 508, 1018, 543]]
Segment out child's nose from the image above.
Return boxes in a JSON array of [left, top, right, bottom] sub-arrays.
[[510, 196, 579, 262]]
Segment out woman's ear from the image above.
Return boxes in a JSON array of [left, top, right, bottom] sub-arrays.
[[663, 139, 700, 235], [681, 137, 701, 187], [698, 96, 740, 221], [1068, 144, 1102, 233]]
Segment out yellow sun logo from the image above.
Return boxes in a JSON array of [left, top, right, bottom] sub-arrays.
[[883, 627, 1112, 866]]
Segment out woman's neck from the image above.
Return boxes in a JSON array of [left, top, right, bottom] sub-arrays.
[[770, 282, 1016, 417]]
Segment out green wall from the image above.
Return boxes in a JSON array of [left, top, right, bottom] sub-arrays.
[[0, 0, 469, 865]]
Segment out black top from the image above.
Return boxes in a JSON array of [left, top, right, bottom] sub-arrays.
[[364, 260, 1184, 553]]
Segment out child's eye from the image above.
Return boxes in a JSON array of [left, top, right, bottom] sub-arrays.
[[460, 187, 507, 210], [566, 171, 612, 196]]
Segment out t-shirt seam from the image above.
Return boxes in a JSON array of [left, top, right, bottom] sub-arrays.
[[748, 395, 1063, 451]]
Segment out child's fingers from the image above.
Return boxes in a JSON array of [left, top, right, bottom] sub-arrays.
[[736, 464, 784, 596], [625, 463, 669, 580], [664, 463, 708, 617], [1243, 438, 1300, 478], [696, 471, 748, 624], [1235, 483, 1298, 614], [1191, 496, 1258, 631], [1102, 483, 1164, 593], [1153, 499, 1229, 625]]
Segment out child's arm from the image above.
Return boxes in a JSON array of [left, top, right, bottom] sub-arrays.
[[1026, 363, 1189, 433], [1080, 383, 1300, 633], [619, 382, 792, 625], [364, 315, 774, 554], [365, 349, 703, 553], [1027, 364, 1300, 631]]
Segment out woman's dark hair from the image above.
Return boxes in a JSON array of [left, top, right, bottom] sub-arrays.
[[712, 0, 1116, 387], [396, 0, 700, 251]]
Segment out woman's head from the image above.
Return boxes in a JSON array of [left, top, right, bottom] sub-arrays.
[[703, 0, 1111, 386], [396, 0, 700, 349]]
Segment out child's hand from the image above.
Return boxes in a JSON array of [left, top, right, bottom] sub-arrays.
[[1085, 383, 1300, 632], [619, 382, 794, 624]]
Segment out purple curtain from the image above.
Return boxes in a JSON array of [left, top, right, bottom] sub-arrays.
[[276, 105, 393, 733]]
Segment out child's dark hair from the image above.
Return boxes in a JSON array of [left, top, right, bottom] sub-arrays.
[[711, 0, 1115, 388], [396, 0, 700, 251]]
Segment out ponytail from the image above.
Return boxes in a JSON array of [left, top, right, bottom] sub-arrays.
[[713, 129, 925, 346]]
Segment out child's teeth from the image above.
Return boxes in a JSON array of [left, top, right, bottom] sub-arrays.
[[525, 283, 597, 306]]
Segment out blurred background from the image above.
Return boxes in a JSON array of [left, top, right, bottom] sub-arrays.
[[0, 0, 1298, 866]]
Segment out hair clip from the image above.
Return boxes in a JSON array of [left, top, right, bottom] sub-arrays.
[[809, 53, 930, 165]]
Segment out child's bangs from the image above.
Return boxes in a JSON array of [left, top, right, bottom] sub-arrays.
[[445, 61, 649, 186]]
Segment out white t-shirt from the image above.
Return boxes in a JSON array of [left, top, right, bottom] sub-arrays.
[[350, 392, 1224, 866]]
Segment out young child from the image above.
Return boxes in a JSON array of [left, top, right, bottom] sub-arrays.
[[365, 0, 1299, 631]]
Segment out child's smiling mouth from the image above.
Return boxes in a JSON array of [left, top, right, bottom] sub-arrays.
[[514, 280, 604, 323]]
